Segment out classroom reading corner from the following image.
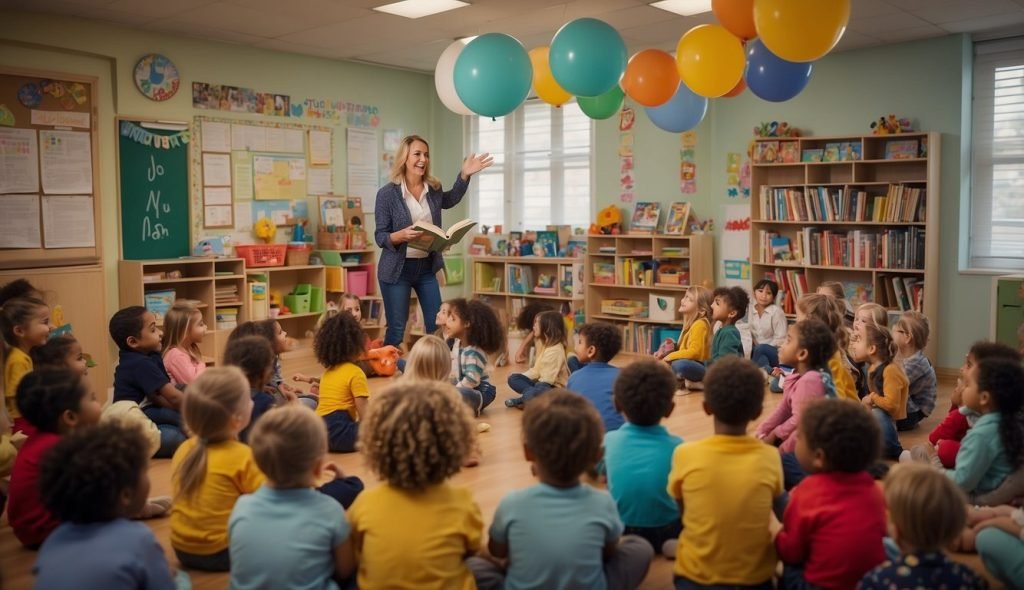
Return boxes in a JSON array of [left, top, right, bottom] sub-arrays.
[[2, 3, 1023, 589]]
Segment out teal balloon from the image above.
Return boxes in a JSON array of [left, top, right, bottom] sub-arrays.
[[550, 18, 627, 97], [577, 86, 624, 120], [453, 33, 532, 118], [645, 83, 708, 133]]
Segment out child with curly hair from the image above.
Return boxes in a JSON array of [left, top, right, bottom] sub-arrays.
[[30, 334, 89, 376], [314, 313, 370, 453], [506, 310, 569, 408], [33, 422, 182, 589], [567, 322, 624, 432], [348, 381, 482, 590], [446, 299, 503, 415]]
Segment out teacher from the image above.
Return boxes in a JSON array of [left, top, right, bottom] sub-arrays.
[[374, 134, 492, 347]]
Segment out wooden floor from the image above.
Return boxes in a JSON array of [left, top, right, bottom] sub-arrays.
[[0, 353, 999, 589]]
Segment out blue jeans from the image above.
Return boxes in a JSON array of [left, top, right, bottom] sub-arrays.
[[675, 577, 772, 590], [176, 547, 230, 572], [507, 373, 553, 403], [318, 476, 364, 509], [671, 359, 705, 382], [779, 565, 823, 590], [142, 406, 186, 459], [751, 344, 779, 370], [380, 257, 442, 347], [457, 382, 496, 415], [625, 519, 682, 553], [896, 410, 925, 431], [323, 410, 359, 453], [872, 407, 904, 459], [568, 355, 584, 373], [781, 452, 807, 491]]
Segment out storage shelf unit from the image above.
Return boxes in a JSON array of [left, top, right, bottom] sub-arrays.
[[584, 234, 714, 354], [246, 265, 326, 354], [750, 132, 939, 360], [315, 249, 384, 334]]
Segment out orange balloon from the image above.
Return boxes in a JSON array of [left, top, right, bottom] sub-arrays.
[[621, 49, 679, 107], [724, 77, 746, 97], [713, 0, 757, 40], [528, 46, 571, 107]]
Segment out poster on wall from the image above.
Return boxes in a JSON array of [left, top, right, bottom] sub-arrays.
[[720, 203, 751, 288], [347, 127, 378, 210]]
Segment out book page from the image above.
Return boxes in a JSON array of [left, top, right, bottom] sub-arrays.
[[0, 128, 40, 194], [0, 194, 42, 248], [39, 130, 93, 194], [42, 195, 95, 248]]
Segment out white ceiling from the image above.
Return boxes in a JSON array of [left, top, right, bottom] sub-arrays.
[[6, 0, 1024, 72]]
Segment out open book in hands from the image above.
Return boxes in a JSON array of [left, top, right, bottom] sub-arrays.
[[407, 219, 478, 252]]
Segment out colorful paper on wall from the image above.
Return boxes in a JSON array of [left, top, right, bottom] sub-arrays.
[[680, 131, 697, 194], [619, 107, 635, 203], [0, 127, 40, 193], [720, 204, 751, 287], [726, 152, 741, 198]]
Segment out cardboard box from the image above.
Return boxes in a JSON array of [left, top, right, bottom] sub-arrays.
[[649, 293, 678, 322]]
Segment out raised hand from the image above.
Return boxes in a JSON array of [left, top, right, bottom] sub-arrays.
[[461, 152, 494, 179]]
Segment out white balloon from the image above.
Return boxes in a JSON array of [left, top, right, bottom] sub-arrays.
[[435, 41, 475, 116]]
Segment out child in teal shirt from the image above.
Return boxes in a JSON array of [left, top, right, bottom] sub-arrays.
[[710, 287, 748, 362]]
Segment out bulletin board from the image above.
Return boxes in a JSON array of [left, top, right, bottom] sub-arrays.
[[191, 116, 333, 244], [0, 66, 102, 270]]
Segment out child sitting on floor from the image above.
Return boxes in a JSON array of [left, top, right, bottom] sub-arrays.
[[659, 285, 712, 391], [313, 313, 370, 454], [222, 335, 282, 442], [893, 311, 937, 431], [2, 294, 52, 435], [709, 286, 748, 363], [852, 324, 909, 460], [506, 310, 569, 409], [566, 322, 624, 432], [161, 301, 207, 387], [446, 298, 504, 415]]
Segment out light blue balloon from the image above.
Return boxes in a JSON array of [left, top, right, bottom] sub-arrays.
[[549, 18, 627, 98], [454, 33, 532, 118], [645, 83, 708, 133], [745, 39, 813, 102]]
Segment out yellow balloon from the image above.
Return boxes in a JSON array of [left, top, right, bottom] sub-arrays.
[[529, 46, 571, 107], [676, 24, 745, 98], [754, 0, 850, 62]]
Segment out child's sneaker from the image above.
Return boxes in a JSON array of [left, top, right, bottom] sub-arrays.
[[769, 376, 783, 393], [661, 539, 678, 559], [137, 495, 172, 519], [504, 398, 524, 409], [684, 380, 704, 391]]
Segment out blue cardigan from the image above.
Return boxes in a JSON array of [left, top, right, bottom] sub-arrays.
[[374, 174, 469, 284]]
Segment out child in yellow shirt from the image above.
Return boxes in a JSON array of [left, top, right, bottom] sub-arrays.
[[794, 294, 857, 400], [658, 285, 712, 390], [314, 313, 370, 453], [2, 296, 53, 434], [506, 310, 569, 408]]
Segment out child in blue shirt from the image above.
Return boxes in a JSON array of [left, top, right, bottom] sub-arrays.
[[603, 359, 682, 556], [229, 404, 356, 590], [222, 335, 277, 443], [468, 389, 653, 590], [33, 421, 182, 590], [566, 322, 624, 432]]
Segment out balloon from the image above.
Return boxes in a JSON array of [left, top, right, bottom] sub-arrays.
[[744, 39, 813, 102], [713, 0, 756, 40], [724, 77, 747, 97], [549, 18, 627, 97], [454, 33, 532, 118], [754, 0, 850, 62], [621, 49, 678, 107], [645, 83, 708, 133], [676, 24, 745, 98], [435, 40, 474, 116], [577, 86, 624, 120], [529, 46, 571, 107]]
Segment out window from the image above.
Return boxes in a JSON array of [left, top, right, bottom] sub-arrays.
[[466, 100, 593, 231], [970, 38, 1024, 269]]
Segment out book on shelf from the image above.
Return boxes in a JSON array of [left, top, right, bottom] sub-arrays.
[[597, 245, 617, 254], [617, 258, 659, 287], [885, 139, 919, 160], [877, 275, 923, 312], [535, 231, 560, 257], [473, 262, 500, 292], [780, 142, 799, 163], [755, 141, 779, 163], [507, 264, 534, 294], [842, 281, 874, 307], [565, 238, 588, 258], [144, 290, 175, 323], [533, 272, 558, 295], [801, 148, 824, 162], [660, 246, 689, 257], [601, 299, 647, 317], [468, 235, 492, 256], [560, 263, 584, 297], [770, 237, 793, 262], [546, 225, 572, 254], [786, 227, 925, 270], [630, 202, 661, 234], [408, 219, 478, 252], [592, 262, 616, 284], [216, 307, 239, 331], [763, 269, 808, 315], [664, 202, 691, 235], [840, 142, 861, 161], [759, 184, 925, 223], [823, 143, 841, 162]]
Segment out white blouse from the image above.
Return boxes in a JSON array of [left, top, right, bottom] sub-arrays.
[[746, 302, 788, 348], [402, 181, 431, 259]]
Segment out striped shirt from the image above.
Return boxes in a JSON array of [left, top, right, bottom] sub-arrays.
[[457, 345, 490, 390], [901, 350, 937, 417]]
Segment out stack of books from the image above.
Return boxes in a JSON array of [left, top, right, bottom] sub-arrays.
[[216, 308, 239, 331], [215, 284, 241, 306]]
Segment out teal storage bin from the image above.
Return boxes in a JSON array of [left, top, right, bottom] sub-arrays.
[[284, 283, 312, 314]]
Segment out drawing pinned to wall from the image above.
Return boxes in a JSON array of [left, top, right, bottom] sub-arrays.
[[680, 131, 697, 194], [252, 200, 309, 227], [726, 152, 742, 198], [721, 203, 751, 287], [619, 106, 635, 203], [381, 128, 402, 186], [253, 154, 307, 201]]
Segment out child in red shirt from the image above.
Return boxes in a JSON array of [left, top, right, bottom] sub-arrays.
[[7, 368, 102, 548], [776, 399, 887, 589]]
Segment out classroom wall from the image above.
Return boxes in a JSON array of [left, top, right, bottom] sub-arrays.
[[1, 11, 467, 329], [594, 34, 987, 370]]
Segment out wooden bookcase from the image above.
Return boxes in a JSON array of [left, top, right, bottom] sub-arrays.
[[245, 265, 326, 358], [469, 256, 586, 338], [316, 248, 384, 337], [750, 132, 940, 360], [119, 258, 247, 364], [584, 234, 714, 354]]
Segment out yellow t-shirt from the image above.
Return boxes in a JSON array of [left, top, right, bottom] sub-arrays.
[[348, 482, 482, 590], [170, 438, 265, 554], [316, 362, 370, 420], [664, 318, 711, 363], [4, 347, 32, 418], [828, 351, 858, 401], [667, 434, 783, 585]]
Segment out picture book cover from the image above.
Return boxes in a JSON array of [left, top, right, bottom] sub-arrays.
[[823, 143, 841, 162], [755, 141, 779, 163], [630, 202, 661, 234], [535, 230, 560, 257], [443, 256, 464, 285], [842, 281, 873, 306], [664, 202, 691, 235], [771, 237, 793, 262], [565, 238, 587, 258], [779, 142, 799, 163], [144, 290, 176, 324], [507, 264, 534, 294], [839, 142, 862, 161], [885, 140, 919, 160], [802, 149, 824, 162]]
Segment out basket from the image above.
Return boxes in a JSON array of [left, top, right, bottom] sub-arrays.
[[236, 243, 287, 268], [286, 243, 312, 266]]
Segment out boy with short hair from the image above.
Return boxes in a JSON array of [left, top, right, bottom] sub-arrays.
[[566, 322, 624, 432], [604, 359, 682, 556], [667, 357, 782, 589], [776, 399, 887, 589], [709, 287, 748, 363], [109, 306, 186, 458]]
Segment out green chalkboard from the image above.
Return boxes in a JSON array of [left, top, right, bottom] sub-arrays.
[[118, 120, 190, 260]]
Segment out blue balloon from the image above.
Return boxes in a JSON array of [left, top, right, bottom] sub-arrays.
[[645, 83, 708, 133], [454, 33, 532, 118], [744, 39, 814, 102], [549, 18, 627, 97]]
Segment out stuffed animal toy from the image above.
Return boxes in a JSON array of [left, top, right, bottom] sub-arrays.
[[589, 205, 622, 235], [364, 345, 401, 377]]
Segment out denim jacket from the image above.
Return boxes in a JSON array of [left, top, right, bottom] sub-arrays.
[[373, 173, 469, 284]]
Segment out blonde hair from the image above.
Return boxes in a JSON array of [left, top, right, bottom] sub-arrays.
[[250, 405, 326, 489], [885, 463, 967, 551], [162, 302, 203, 362], [817, 281, 846, 300], [173, 367, 250, 500], [681, 285, 713, 352], [404, 335, 452, 382], [798, 293, 849, 352], [895, 311, 929, 352], [359, 380, 474, 490], [856, 302, 888, 329], [388, 135, 441, 191]]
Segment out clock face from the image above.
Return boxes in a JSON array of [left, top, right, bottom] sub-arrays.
[[134, 54, 180, 102]]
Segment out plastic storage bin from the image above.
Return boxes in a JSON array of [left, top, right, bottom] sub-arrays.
[[347, 270, 368, 297], [284, 284, 312, 314], [236, 244, 287, 267]]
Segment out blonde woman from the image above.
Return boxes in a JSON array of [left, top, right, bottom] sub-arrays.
[[374, 135, 492, 346]]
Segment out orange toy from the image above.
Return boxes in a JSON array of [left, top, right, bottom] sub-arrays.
[[364, 345, 401, 377]]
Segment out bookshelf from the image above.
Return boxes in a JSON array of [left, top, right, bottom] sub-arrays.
[[750, 132, 940, 360], [245, 265, 326, 358], [583, 234, 714, 354], [316, 248, 385, 337], [119, 258, 247, 364]]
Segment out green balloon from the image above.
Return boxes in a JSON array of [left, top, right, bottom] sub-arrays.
[[577, 86, 624, 120]]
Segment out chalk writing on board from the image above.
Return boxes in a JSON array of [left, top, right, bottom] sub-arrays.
[[143, 154, 171, 241]]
